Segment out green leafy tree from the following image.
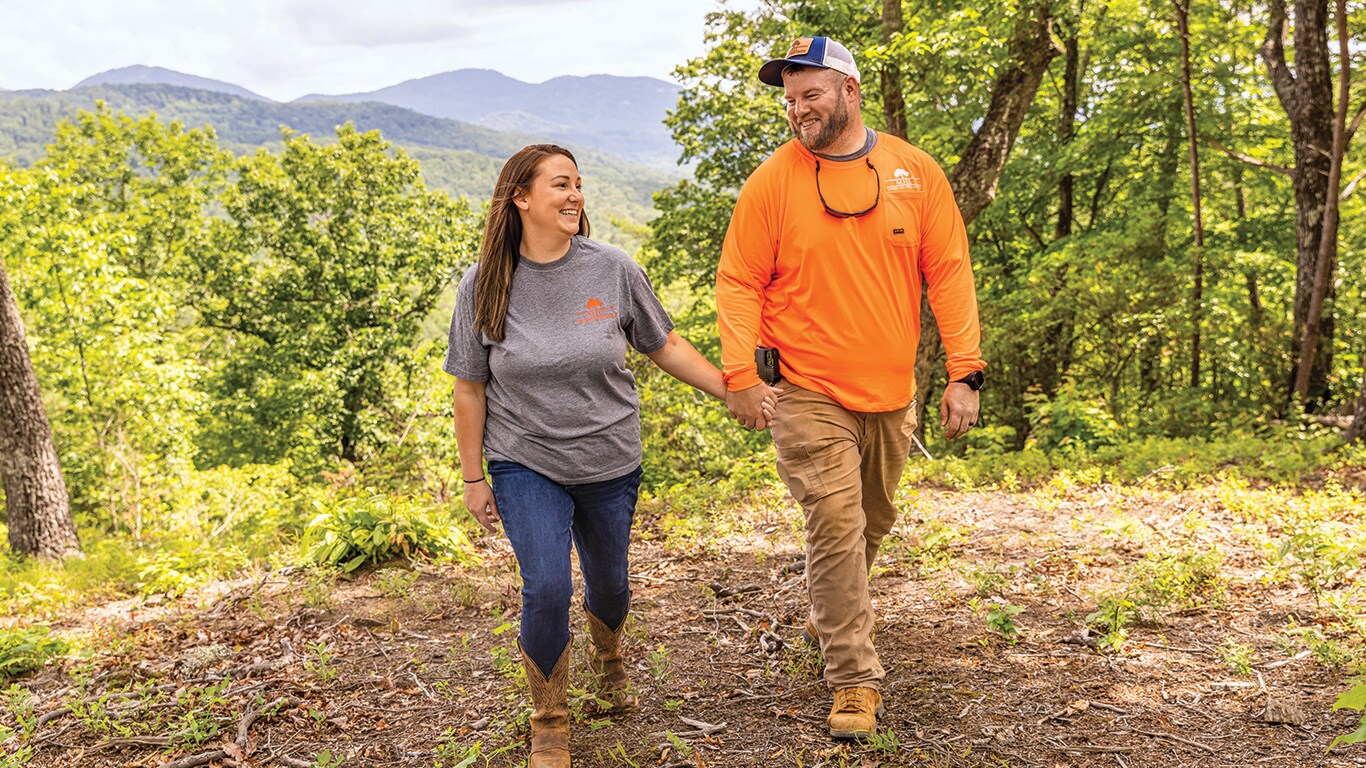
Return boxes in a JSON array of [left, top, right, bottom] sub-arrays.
[[3, 107, 228, 534], [189, 125, 479, 466]]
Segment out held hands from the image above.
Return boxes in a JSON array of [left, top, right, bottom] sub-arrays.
[[462, 478, 500, 533], [725, 383, 782, 430], [940, 382, 980, 440]]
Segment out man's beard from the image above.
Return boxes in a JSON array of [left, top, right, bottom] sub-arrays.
[[790, 96, 850, 153]]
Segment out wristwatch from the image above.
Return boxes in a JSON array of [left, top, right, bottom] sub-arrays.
[[954, 370, 985, 391]]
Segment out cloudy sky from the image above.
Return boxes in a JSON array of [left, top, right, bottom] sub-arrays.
[[0, 0, 760, 101]]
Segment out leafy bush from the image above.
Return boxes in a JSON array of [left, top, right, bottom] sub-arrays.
[[903, 447, 1053, 491], [1125, 547, 1225, 618], [1026, 385, 1121, 453], [164, 461, 310, 553], [0, 538, 143, 617], [904, 429, 1350, 491], [0, 626, 69, 682], [1332, 682, 1366, 750], [304, 494, 475, 572], [137, 542, 252, 597]]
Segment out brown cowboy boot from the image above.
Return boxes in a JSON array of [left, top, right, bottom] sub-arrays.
[[583, 602, 638, 710], [519, 640, 572, 768]]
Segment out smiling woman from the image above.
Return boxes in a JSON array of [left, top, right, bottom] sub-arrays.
[[440, 143, 777, 767]]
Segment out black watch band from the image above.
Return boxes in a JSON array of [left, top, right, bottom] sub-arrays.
[[954, 370, 985, 391]]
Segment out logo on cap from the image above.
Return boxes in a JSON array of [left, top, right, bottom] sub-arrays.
[[788, 38, 814, 57]]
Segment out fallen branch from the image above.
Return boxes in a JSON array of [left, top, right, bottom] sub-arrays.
[[1258, 650, 1312, 670], [153, 695, 304, 768], [157, 749, 231, 768], [708, 582, 764, 599], [651, 716, 727, 740], [1133, 728, 1216, 753]]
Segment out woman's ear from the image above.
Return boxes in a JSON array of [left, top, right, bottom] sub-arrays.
[[512, 186, 530, 211]]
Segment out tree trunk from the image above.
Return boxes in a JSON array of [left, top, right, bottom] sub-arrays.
[[1347, 353, 1366, 443], [340, 381, 363, 463], [880, 0, 907, 141], [914, 1, 1063, 434], [1140, 130, 1184, 398], [1262, 0, 1338, 407], [1291, 0, 1349, 401], [1042, 23, 1082, 406], [1056, 29, 1080, 241], [1175, 0, 1206, 389], [947, 2, 1064, 223], [0, 256, 81, 560]]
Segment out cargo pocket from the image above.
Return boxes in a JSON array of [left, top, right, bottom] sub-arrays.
[[774, 439, 830, 505], [901, 399, 920, 440]]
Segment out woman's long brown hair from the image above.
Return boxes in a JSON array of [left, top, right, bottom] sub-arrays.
[[474, 144, 591, 341]]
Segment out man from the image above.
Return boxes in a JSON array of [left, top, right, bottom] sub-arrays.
[[716, 36, 985, 739]]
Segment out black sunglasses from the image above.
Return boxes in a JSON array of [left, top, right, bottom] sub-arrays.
[[815, 158, 880, 219]]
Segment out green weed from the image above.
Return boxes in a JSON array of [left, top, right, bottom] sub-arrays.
[[984, 602, 1025, 643], [1217, 639, 1257, 675], [1330, 681, 1366, 751], [371, 567, 420, 597], [304, 641, 338, 682], [0, 626, 69, 682]]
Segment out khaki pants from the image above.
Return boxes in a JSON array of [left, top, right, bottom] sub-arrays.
[[771, 382, 916, 690]]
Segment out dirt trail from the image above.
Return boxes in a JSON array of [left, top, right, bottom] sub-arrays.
[[8, 485, 1364, 767]]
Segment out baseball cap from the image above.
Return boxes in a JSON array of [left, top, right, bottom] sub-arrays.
[[758, 36, 861, 87]]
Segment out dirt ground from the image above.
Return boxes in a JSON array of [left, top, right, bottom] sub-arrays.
[[6, 481, 1366, 768]]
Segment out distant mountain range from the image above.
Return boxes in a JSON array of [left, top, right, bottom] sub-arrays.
[[71, 66, 682, 168], [0, 83, 678, 251], [74, 65, 272, 102]]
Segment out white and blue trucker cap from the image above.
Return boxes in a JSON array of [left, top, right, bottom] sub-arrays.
[[758, 36, 861, 87]]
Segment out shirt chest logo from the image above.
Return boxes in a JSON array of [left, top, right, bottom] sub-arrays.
[[885, 167, 923, 193], [576, 297, 619, 325]]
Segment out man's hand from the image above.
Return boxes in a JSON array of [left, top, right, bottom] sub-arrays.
[[940, 382, 980, 440], [726, 383, 781, 430], [463, 480, 500, 533]]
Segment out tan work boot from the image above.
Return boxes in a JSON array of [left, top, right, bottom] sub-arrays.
[[519, 640, 572, 768], [801, 617, 819, 648], [584, 602, 638, 710], [828, 686, 884, 740]]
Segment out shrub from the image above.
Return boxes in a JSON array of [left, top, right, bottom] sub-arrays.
[[137, 542, 252, 597], [1026, 384, 1121, 453], [0, 626, 69, 682], [304, 494, 476, 572]]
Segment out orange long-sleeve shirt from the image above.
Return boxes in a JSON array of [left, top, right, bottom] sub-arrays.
[[717, 134, 984, 412]]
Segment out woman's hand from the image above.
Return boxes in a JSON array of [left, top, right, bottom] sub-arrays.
[[463, 479, 500, 533]]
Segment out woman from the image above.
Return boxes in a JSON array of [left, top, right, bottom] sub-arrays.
[[444, 144, 776, 768]]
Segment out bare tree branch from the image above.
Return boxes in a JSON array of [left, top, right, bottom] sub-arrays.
[[948, 0, 1064, 223], [1340, 167, 1366, 201], [1348, 97, 1366, 143], [1201, 134, 1295, 176]]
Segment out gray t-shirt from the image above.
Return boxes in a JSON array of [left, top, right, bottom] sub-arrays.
[[444, 235, 674, 485]]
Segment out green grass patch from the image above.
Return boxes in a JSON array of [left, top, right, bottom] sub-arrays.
[[905, 431, 1361, 491]]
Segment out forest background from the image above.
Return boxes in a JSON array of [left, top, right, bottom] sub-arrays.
[[2, 0, 1366, 765]]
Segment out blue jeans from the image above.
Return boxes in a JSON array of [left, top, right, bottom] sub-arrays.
[[488, 461, 642, 678]]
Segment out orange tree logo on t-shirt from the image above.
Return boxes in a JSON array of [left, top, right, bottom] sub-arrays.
[[576, 297, 619, 325]]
